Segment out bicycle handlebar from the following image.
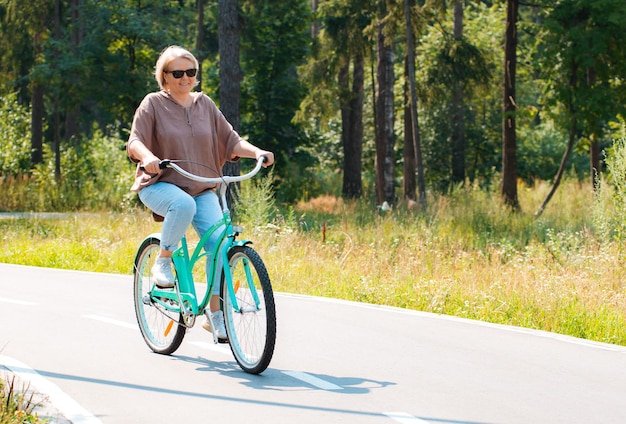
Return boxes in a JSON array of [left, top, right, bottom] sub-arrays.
[[159, 156, 267, 185]]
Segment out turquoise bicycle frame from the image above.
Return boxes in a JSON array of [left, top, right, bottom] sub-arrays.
[[146, 211, 253, 318]]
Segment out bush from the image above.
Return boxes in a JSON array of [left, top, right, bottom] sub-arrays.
[[0, 376, 43, 424], [0, 93, 32, 176], [0, 129, 135, 212], [593, 134, 626, 242], [234, 167, 277, 230]]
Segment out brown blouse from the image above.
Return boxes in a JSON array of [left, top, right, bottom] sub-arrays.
[[127, 91, 241, 196]]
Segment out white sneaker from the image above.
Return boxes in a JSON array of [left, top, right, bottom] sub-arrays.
[[151, 257, 175, 288], [202, 311, 228, 341]]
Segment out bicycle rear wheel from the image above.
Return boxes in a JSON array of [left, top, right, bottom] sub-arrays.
[[133, 235, 186, 355], [222, 245, 276, 374]]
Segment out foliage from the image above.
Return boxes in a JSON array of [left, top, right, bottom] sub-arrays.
[[517, 120, 588, 184], [2, 0, 626, 204], [0, 376, 43, 424], [593, 130, 626, 242], [238, 0, 312, 191], [46, 0, 195, 138], [0, 93, 32, 176], [234, 167, 277, 230], [0, 130, 134, 212], [537, 0, 626, 145], [2, 177, 626, 346], [416, 2, 503, 190]]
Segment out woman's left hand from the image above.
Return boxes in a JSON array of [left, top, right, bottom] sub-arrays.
[[257, 150, 275, 167]]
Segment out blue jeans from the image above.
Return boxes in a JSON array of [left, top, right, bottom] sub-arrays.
[[139, 182, 224, 294]]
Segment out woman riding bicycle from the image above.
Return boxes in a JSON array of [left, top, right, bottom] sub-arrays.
[[126, 45, 274, 341]]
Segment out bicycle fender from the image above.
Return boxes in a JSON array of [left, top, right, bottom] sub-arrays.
[[133, 233, 162, 275], [140, 232, 162, 244], [232, 239, 253, 247]]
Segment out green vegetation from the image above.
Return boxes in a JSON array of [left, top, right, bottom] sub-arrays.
[[2, 173, 625, 346], [3, 1, 626, 421], [0, 377, 43, 424]]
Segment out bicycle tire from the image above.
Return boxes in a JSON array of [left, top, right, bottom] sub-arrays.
[[222, 245, 276, 374], [133, 235, 186, 355]]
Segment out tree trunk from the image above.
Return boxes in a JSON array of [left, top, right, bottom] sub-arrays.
[[218, 0, 241, 130], [195, 0, 205, 91], [30, 5, 48, 168], [535, 59, 579, 217], [30, 82, 44, 166], [587, 67, 600, 189], [590, 135, 600, 188], [339, 58, 351, 193], [218, 0, 241, 209], [403, 0, 425, 209], [501, 0, 519, 210], [341, 53, 364, 199], [54, 107, 61, 182], [403, 77, 416, 202], [64, 0, 82, 142], [535, 117, 577, 217], [52, 0, 61, 182], [451, 0, 465, 184], [375, 23, 395, 206], [310, 0, 319, 38]]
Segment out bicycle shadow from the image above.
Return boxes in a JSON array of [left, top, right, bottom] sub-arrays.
[[172, 354, 395, 394]]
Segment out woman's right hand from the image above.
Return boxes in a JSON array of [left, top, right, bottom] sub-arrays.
[[141, 156, 162, 175]]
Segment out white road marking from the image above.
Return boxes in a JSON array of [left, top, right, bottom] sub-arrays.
[[0, 355, 101, 424], [83, 315, 137, 330], [282, 370, 343, 391], [0, 297, 37, 306], [383, 412, 430, 423]]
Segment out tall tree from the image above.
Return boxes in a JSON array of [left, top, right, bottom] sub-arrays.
[[501, 0, 519, 210], [219, 0, 242, 189], [239, 0, 310, 178], [374, 3, 396, 206], [1, 0, 54, 167], [195, 0, 206, 92], [402, 0, 426, 209], [64, 0, 82, 142], [451, 0, 465, 184], [339, 52, 365, 199], [535, 0, 626, 216], [301, 0, 371, 200]]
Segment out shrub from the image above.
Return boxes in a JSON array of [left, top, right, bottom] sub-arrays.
[[0, 376, 43, 424], [593, 135, 626, 242], [0, 93, 32, 176]]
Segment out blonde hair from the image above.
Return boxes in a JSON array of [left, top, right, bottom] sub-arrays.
[[154, 45, 199, 90]]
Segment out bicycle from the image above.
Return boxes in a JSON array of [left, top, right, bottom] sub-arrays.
[[132, 157, 276, 374]]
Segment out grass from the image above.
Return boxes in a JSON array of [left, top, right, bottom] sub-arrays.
[[1, 178, 625, 347], [0, 376, 43, 424]]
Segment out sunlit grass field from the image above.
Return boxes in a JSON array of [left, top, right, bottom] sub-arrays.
[[1, 178, 625, 346]]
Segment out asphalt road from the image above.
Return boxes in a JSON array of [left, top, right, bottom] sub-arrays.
[[1, 263, 625, 423]]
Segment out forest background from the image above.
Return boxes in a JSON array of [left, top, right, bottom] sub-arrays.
[[2, 0, 626, 346]]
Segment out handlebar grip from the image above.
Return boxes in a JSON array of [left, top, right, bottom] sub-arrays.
[[139, 160, 170, 172]]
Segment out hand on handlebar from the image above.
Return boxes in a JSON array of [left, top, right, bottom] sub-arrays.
[[257, 151, 274, 168], [141, 156, 162, 175]]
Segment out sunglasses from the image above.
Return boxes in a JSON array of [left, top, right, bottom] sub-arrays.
[[165, 68, 197, 79]]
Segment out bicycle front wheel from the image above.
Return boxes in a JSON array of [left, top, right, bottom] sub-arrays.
[[223, 245, 276, 374], [133, 235, 186, 355]]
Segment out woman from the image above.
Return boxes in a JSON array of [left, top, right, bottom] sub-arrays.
[[127, 45, 274, 340]]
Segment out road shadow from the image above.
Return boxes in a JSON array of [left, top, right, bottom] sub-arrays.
[[172, 353, 395, 394], [16, 363, 493, 424]]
